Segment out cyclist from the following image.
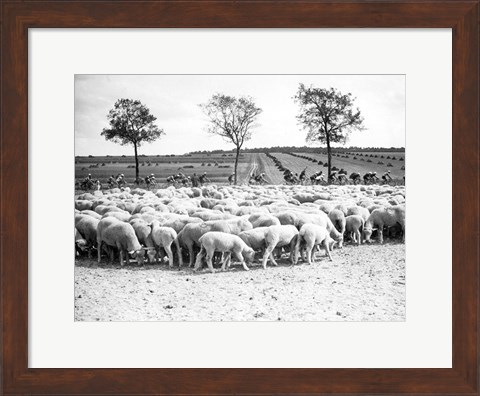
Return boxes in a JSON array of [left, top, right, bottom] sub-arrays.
[[107, 175, 116, 188], [338, 172, 348, 184], [382, 170, 393, 183], [299, 167, 307, 184], [199, 172, 210, 185], [363, 172, 375, 184], [349, 172, 361, 184], [191, 173, 200, 188], [329, 171, 338, 184], [255, 172, 267, 184]]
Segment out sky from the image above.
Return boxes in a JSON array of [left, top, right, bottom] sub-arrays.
[[75, 74, 405, 156]]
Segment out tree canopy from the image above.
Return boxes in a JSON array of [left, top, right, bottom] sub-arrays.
[[102, 99, 164, 146]]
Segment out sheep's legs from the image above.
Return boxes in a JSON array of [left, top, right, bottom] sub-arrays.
[[174, 239, 183, 267], [305, 243, 314, 265], [205, 254, 215, 273], [234, 251, 249, 271], [324, 240, 333, 261], [289, 238, 297, 264], [119, 250, 125, 266], [97, 240, 102, 263], [262, 246, 274, 269], [378, 229, 384, 244], [194, 247, 205, 271], [221, 252, 231, 271], [354, 230, 361, 245], [164, 244, 174, 268], [188, 243, 196, 267]]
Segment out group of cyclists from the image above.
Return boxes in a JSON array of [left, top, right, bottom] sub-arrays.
[[284, 168, 395, 185], [166, 172, 211, 188], [247, 171, 268, 185], [79, 167, 398, 192]]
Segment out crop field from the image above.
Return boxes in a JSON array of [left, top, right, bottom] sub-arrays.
[[76, 153, 248, 185], [75, 150, 405, 187]]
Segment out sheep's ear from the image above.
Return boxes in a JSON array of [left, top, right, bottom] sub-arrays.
[[128, 250, 135, 255]]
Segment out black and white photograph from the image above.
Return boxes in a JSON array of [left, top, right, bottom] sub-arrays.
[[74, 75, 405, 321]]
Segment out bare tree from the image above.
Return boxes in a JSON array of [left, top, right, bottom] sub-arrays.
[[199, 94, 262, 184], [294, 85, 365, 180]]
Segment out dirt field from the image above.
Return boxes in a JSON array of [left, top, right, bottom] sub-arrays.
[[75, 242, 405, 322]]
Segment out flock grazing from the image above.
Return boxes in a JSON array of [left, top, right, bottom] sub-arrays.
[[75, 183, 405, 272]]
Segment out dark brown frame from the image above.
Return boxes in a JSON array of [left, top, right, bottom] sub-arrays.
[[1, 1, 478, 395]]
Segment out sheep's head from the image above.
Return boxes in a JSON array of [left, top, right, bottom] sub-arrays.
[[333, 233, 344, 249], [363, 227, 373, 243], [75, 239, 88, 253], [145, 248, 156, 263], [130, 249, 146, 265], [244, 248, 255, 264]]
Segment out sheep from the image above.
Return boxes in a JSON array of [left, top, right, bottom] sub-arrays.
[[261, 225, 299, 269], [328, 209, 346, 235], [276, 210, 343, 248], [96, 217, 145, 266], [103, 211, 131, 222], [75, 200, 93, 211], [347, 205, 370, 222], [248, 213, 281, 228], [80, 210, 102, 220], [129, 219, 157, 263], [345, 215, 365, 245], [194, 232, 255, 273], [161, 216, 203, 234], [75, 228, 87, 256], [150, 220, 182, 268], [364, 205, 405, 244], [94, 205, 125, 216], [294, 224, 334, 264], [238, 227, 269, 252], [75, 215, 100, 258], [191, 210, 234, 221], [178, 218, 252, 266]]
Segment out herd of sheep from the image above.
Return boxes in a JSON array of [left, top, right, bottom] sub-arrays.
[[75, 184, 406, 273]]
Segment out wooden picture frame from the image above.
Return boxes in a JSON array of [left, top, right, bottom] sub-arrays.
[[1, 1, 478, 394]]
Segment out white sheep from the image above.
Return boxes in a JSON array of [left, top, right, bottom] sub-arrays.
[[261, 225, 299, 269], [97, 217, 145, 266], [294, 224, 334, 264], [364, 205, 405, 244], [150, 220, 182, 268], [248, 213, 281, 228], [75, 215, 100, 258], [178, 217, 252, 266], [345, 215, 365, 245], [194, 231, 255, 273], [346, 205, 370, 222], [328, 209, 346, 235], [129, 218, 157, 263]]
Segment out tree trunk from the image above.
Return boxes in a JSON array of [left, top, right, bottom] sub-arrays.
[[326, 133, 332, 182], [234, 146, 240, 185], [134, 142, 139, 183]]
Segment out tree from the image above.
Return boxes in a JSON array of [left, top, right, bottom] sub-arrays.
[[199, 94, 262, 184], [102, 99, 164, 182], [294, 85, 365, 180]]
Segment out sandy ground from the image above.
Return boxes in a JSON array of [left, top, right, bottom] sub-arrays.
[[75, 242, 405, 322]]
